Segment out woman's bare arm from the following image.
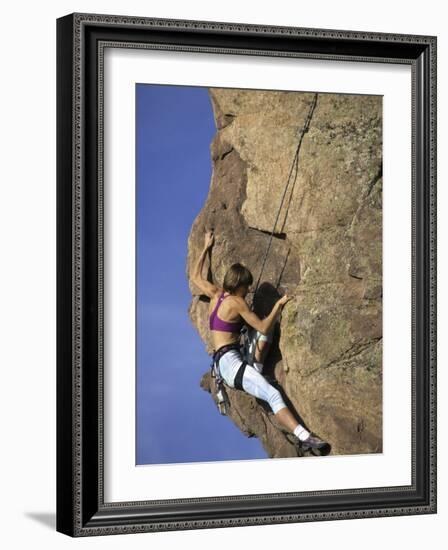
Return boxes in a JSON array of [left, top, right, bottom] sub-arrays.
[[191, 231, 219, 299], [235, 294, 291, 335]]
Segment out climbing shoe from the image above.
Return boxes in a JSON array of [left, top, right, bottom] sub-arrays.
[[301, 433, 331, 456]]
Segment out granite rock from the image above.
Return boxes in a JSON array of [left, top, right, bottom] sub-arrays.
[[187, 88, 382, 457]]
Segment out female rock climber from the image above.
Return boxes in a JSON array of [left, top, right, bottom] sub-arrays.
[[191, 230, 328, 453]]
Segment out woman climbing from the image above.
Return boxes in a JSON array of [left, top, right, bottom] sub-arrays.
[[191, 230, 328, 454]]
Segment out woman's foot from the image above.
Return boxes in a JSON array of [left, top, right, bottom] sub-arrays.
[[298, 433, 331, 456]]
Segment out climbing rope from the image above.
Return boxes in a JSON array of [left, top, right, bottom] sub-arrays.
[[252, 92, 318, 300]]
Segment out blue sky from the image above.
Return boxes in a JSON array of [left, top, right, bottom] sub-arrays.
[[136, 84, 266, 464]]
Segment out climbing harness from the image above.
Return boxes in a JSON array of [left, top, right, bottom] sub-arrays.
[[210, 356, 228, 415], [210, 342, 245, 415], [233, 360, 248, 391]]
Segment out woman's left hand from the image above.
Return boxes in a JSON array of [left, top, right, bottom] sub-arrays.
[[204, 230, 214, 249]]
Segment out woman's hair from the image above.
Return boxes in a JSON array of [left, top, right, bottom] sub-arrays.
[[223, 263, 253, 294]]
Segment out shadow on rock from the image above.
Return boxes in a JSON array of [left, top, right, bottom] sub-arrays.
[[251, 282, 332, 456]]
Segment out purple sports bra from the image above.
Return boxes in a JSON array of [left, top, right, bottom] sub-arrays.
[[209, 291, 243, 333]]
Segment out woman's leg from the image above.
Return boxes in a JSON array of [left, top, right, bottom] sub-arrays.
[[217, 349, 244, 388], [241, 365, 309, 437], [249, 329, 272, 373], [273, 407, 300, 432], [253, 338, 269, 373], [218, 350, 328, 449]]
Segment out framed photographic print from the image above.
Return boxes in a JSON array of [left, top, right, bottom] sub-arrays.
[[56, 13, 437, 536]]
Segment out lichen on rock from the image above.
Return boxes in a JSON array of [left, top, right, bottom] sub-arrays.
[[187, 88, 382, 458]]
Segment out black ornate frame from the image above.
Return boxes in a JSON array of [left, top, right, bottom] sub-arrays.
[[56, 13, 437, 537]]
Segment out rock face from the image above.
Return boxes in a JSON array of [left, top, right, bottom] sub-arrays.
[[187, 88, 382, 457]]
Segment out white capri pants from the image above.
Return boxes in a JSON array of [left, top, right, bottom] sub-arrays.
[[217, 348, 286, 414]]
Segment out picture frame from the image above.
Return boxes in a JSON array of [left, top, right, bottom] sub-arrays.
[[56, 12, 437, 536]]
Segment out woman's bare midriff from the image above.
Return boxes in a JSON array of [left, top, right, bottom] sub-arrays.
[[210, 329, 240, 351], [209, 290, 243, 351]]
